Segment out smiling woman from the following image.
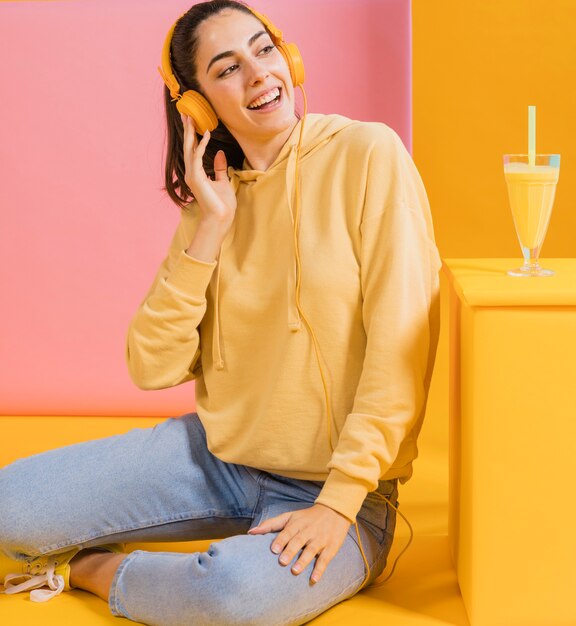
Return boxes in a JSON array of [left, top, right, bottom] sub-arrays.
[[0, 1, 442, 625], [192, 7, 299, 169], [162, 0, 303, 199]]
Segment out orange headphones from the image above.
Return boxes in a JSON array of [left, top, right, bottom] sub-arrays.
[[157, 5, 306, 134]]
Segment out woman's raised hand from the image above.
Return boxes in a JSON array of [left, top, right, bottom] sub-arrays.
[[181, 113, 237, 226]]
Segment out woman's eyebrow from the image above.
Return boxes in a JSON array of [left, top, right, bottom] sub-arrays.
[[206, 30, 267, 74]]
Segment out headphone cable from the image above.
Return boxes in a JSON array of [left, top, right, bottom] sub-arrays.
[[291, 84, 414, 589]]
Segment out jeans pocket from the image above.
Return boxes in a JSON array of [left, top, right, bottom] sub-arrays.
[[356, 479, 399, 545]]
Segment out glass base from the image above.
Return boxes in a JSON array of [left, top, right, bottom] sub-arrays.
[[507, 264, 555, 277]]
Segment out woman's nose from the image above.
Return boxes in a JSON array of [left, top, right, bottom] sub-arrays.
[[246, 59, 269, 85]]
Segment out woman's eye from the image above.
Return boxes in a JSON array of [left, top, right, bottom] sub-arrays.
[[259, 45, 275, 55], [218, 64, 238, 78]]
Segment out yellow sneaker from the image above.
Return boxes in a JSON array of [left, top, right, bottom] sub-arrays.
[[1, 543, 124, 602]]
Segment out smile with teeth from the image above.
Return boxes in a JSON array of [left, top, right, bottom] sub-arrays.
[[247, 87, 281, 109]]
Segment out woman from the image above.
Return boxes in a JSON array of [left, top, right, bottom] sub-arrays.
[[0, 1, 442, 624]]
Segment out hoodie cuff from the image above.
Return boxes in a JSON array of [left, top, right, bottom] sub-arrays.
[[163, 249, 217, 299], [314, 469, 369, 524]]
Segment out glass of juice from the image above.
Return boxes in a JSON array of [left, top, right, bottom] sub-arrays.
[[503, 154, 560, 277]]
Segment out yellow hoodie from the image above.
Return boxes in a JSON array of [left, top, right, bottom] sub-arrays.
[[126, 113, 442, 523]]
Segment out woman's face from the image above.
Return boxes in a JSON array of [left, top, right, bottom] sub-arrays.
[[194, 9, 297, 144]]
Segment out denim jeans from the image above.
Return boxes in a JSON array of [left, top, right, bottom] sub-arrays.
[[0, 412, 398, 626]]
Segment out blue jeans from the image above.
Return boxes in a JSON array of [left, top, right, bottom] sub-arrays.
[[0, 413, 398, 625]]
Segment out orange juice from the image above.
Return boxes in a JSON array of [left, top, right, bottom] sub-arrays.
[[504, 163, 559, 250]]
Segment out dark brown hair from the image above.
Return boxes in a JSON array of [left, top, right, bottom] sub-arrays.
[[161, 1, 255, 209]]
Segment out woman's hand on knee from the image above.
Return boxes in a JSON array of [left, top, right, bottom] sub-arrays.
[[247, 503, 351, 584]]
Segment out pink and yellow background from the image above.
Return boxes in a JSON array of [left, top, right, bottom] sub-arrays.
[[1, 1, 575, 624]]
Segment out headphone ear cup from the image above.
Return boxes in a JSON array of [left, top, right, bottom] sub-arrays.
[[276, 41, 305, 87], [176, 90, 219, 134]]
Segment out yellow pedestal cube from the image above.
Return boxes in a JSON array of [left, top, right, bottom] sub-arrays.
[[443, 258, 576, 626]]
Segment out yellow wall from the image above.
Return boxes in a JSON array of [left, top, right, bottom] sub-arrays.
[[413, 0, 576, 259], [407, 0, 576, 516]]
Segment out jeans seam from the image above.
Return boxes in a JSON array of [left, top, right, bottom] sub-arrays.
[[366, 530, 395, 584], [35, 513, 256, 554], [248, 470, 267, 523]]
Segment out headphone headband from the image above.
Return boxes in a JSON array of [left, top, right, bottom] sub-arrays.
[[247, 7, 284, 44], [158, 18, 181, 101]]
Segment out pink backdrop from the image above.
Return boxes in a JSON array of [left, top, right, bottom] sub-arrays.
[[0, 0, 411, 417]]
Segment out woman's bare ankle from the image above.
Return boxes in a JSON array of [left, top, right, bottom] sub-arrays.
[[69, 550, 127, 602]]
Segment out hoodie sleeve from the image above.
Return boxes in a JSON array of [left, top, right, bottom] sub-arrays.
[[126, 205, 218, 390], [314, 126, 442, 522]]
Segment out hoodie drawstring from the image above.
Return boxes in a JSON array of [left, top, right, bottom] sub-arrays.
[[213, 254, 225, 370], [211, 169, 241, 371], [212, 141, 305, 370], [285, 144, 303, 332], [211, 104, 348, 370]]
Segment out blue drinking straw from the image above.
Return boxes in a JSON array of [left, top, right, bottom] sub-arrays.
[[528, 105, 536, 166]]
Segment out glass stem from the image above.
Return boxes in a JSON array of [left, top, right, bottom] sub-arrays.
[[522, 245, 542, 269]]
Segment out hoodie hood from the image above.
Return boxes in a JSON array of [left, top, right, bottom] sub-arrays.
[[212, 113, 356, 370]]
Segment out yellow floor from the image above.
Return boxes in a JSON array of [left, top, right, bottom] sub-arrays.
[[0, 413, 468, 625]]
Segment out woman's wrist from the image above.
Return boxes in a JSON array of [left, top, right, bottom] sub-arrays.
[[185, 216, 232, 263]]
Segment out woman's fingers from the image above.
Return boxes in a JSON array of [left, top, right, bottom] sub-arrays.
[[309, 548, 336, 584], [248, 512, 291, 535], [181, 113, 196, 152], [193, 130, 210, 164], [252, 505, 351, 583], [273, 525, 301, 552], [180, 113, 211, 188], [181, 116, 197, 178], [276, 531, 312, 565], [290, 542, 321, 574], [213, 150, 228, 181]]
